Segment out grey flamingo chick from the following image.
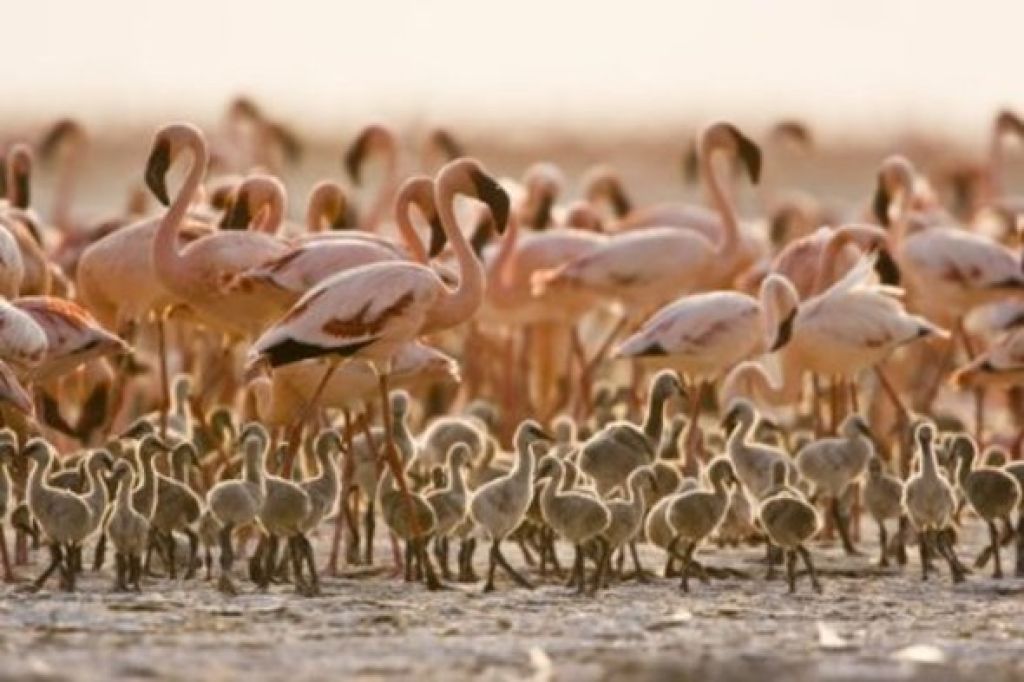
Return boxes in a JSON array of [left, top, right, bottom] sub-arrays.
[[949, 434, 1021, 578], [206, 423, 268, 595], [105, 460, 149, 591], [577, 370, 685, 496], [665, 458, 739, 591], [469, 420, 550, 592], [903, 423, 966, 583], [794, 414, 874, 555], [537, 453, 611, 596], [862, 456, 907, 567], [23, 439, 102, 592], [758, 461, 823, 594], [425, 443, 471, 580]]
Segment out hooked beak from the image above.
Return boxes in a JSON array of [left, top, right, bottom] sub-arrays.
[[726, 124, 762, 184], [427, 214, 447, 258], [144, 137, 172, 206], [872, 175, 891, 227], [225, 189, 252, 229], [343, 131, 372, 185], [532, 193, 554, 230], [469, 168, 510, 235], [873, 247, 901, 286], [770, 309, 797, 352]]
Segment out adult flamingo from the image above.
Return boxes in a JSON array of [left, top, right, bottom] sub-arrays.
[[145, 123, 289, 340], [246, 157, 508, 530], [534, 122, 763, 319], [225, 176, 446, 328], [875, 154, 1024, 434], [344, 124, 400, 232]]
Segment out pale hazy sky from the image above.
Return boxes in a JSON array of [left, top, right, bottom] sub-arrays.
[[6, 0, 1021, 134]]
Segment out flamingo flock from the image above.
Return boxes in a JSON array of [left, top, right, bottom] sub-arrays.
[[0, 103, 1023, 603]]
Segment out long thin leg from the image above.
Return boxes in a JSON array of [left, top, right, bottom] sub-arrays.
[[797, 545, 823, 593], [418, 538, 442, 590], [165, 532, 177, 580], [877, 521, 889, 568], [678, 542, 696, 592], [785, 549, 798, 593], [831, 497, 860, 556], [93, 533, 107, 571], [628, 541, 649, 583], [0, 523, 13, 582], [363, 500, 375, 566], [894, 516, 908, 566], [113, 552, 127, 591], [1016, 512, 1024, 578], [572, 544, 585, 595], [184, 529, 199, 580], [919, 530, 930, 581], [377, 372, 421, 540], [765, 539, 777, 580], [590, 537, 609, 595], [155, 313, 170, 440], [483, 539, 498, 593], [988, 520, 1003, 579], [300, 535, 319, 595], [32, 544, 63, 591], [935, 530, 966, 583], [494, 538, 533, 588], [217, 522, 237, 595]]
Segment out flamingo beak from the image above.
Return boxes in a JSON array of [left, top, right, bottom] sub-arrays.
[[730, 128, 762, 184], [226, 189, 252, 229], [343, 131, 372, 185], [428, 214, 448, 258], [769, 309, 797, 352], [681, 142, 700, 184], [145, 138, 172, 206], [469, 168, 510, 235], [532, 193, 554, 230], [872, 174, 891, 227]]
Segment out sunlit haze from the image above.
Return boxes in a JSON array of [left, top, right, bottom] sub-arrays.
[[7, 0, 1021, 136]]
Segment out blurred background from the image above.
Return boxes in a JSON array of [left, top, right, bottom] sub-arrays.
[[5, 0, 1022, 219]]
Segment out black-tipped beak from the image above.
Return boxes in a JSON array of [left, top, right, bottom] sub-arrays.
[[872, 175, 891, 227], [428, 214, 447, 258], [13, 166, 30, 210], [344, 132, 371, 185], [225, 190, 252, 229], [145, 138, 172, 206], [433, 129, 464, 161], [470, 168, 510, 235], [532, 194, 554, 230], [770, 309, 797, 352], [681, 143, 700, 184], [469, 214, 495, 257], [874, 248, 901, 286], [728, 125, 762, 184]]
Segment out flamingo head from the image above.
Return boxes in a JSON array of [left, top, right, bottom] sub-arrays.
[[760, 274, 799, 352], [437, 158, 510, 236], [701, 122, 762, 185], [344, 124, 395, 185], [145, 123, 206, 207], [872, 155, 915, 227]]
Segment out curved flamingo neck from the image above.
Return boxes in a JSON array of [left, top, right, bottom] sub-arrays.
[[428, 177, 485, 332], [256, 191, 285, 234], [811, 225, 883, 295], [394, 193, 430, 264], [364, 141, 398, 232], [153, 132, 209, 295], [920, 437, 938, 478], [700, 140, 740, 255], [53, 136, 84, 232], [488, 212, 521, 304]]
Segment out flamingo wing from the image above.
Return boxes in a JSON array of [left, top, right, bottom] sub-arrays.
[[249, 263, 438, 368]]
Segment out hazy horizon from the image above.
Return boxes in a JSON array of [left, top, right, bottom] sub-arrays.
[[5, 0, 1021, 140]]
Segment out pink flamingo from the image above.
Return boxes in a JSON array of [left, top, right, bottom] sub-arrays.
[[246, 158, 508, 533], [534, 122, 762, 320], [344, 124, 400, 232]]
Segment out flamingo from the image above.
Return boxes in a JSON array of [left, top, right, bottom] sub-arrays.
[[533, 122, 763, 319], [38, 118, 88, 235], [145, 122, 289, 340], [875, 154, 1024, 436], [613, 277, 781, 456], [246, 157, 508, 530], [224, 175, 447, 328], [344, 124, 400, 232]]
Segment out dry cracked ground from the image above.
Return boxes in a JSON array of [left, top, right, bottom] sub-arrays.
[[2, 520, 1024, 682]]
